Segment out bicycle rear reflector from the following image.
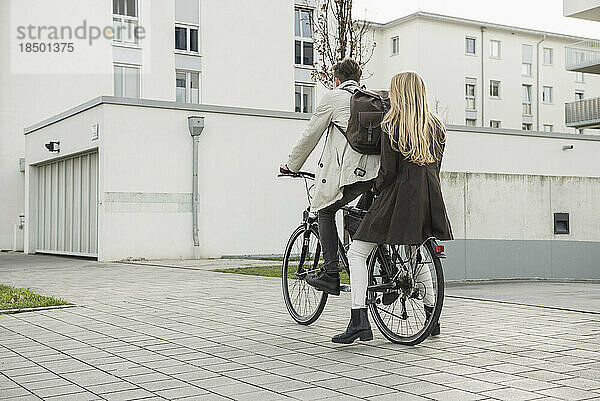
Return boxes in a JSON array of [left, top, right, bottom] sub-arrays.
[[435, 245, 445, 254]]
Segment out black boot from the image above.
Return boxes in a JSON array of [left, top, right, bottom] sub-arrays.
[[332, 308, 373, 344], [306, 270, 340, 296], [424, 306, 440, 336]]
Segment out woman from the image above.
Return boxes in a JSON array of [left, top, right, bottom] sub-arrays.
[[332, 72, 453, 344]]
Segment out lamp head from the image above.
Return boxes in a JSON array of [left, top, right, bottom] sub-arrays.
[[188, 116, 205, 137]]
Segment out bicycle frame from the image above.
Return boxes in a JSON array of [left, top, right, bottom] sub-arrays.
[[297, 207, 350, 276], [280, 170, 444, 294]]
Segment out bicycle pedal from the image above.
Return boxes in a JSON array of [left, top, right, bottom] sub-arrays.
[[339, 284, 351, 293]]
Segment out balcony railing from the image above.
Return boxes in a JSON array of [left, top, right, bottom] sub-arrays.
[[565, 97, 600, 129], [566, 40, 600, 73]]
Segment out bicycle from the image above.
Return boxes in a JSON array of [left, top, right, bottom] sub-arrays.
[[279, 170, 447, 345]]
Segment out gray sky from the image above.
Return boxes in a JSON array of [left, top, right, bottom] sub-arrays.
[[353, 0, 598, 38]]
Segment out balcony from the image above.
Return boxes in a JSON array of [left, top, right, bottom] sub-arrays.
[[566, 40, 600, 74], [565, 97, 600, 129]]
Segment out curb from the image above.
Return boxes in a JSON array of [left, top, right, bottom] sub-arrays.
[[446, 295, 600, 315], [0, 304, 77, 315], [116, 260, 281, 271]]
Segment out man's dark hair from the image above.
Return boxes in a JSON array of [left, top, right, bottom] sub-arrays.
[[332, 58, 362, 83]]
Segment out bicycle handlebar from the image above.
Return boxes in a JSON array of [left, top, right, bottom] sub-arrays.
[[278, 167, 315, 180]]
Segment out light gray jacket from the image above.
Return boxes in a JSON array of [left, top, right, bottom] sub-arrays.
[[287, 80, 381, 211]]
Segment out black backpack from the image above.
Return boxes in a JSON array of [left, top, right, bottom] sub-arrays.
[[332, 86, 391, 155]]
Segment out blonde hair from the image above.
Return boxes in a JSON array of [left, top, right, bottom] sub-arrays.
[[381, 72, 446, 166]]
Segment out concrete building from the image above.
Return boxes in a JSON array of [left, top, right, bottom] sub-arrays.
[[1, 0, 307, 252], [23, 99, 600, 279], [563, 0, 600, 130], [364, 12, 600, 135], [2, 1, 600, 279]]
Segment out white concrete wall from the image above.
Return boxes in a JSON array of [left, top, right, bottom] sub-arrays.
[[23, 101, 600, 261], [365, 16, 600, 133], [443, 172, 600, 242], [200, 0, 296, 110], [141, 0, 177, 101], [1, 0, 306, 250], [443, 127, 600, 177], [0, 0, 113, 250]]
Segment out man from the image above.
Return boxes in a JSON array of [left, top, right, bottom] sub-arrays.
[[280, 58, 380, 295]]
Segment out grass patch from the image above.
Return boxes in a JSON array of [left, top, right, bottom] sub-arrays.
[[214, 265, 350, 285], [0, 285, 70, 311]]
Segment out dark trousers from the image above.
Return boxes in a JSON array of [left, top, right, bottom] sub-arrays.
[[317, 180, 374, 273]]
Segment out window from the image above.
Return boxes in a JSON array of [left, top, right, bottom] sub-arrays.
[[543, 48, 553, 65], [575, 91, 584, 101], [522, 123, 532, 131], [575, 72, 585, 83], [302, 42, 314, 65], [391, 36, 399, 56], [294, 8, 313, 66], [113, 0, 137, 16], [465, 83, 476, 110], [489, 80, 500, 98], [176, 70, 200, 104], [465, 37, 476, 55], [114, 64, 140, 98], [113, 0, 139, 45], [522, 85, 532, 115], [542, 86, 553, 103], [295, 84, 314, 113], [465, 118, 477, 127], [175, 27, 186, 50], [490, 120, 501, 128], [490, 40, 501, 58], [543, 124, 553, 132], [522, 44, 532, 76], [175, 24, 199, 53]]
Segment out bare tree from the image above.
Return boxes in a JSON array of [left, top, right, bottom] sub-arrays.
[[303, 0, 375, 88], [432, 98, 450, 124]]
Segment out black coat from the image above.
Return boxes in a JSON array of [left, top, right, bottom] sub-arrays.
[[354, 127, 454, 245]]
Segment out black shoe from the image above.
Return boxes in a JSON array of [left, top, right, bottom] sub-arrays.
[[424, 305, 441, 336], [305, 270, 340, 296], [332, 308, 373, 344]]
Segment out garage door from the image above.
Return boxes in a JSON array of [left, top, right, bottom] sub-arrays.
[[36, 152, 98, 257]]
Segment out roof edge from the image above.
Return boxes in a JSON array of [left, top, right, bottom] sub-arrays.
[[23, 96, 600, 142], [367, 11, 597, 42], [24, 96, 312, 135]]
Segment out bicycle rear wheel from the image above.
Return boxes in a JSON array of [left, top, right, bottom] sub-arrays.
[[367, 241, 444, 345], [282, 225, 328, 325]]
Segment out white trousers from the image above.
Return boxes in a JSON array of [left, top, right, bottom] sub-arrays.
[[347, 240, 377, 309], [348, 240, 435, 309]]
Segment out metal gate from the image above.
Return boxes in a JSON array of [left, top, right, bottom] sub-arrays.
[[36, 152, 98, 257]]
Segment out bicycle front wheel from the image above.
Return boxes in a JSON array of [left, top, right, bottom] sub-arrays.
[[368, 241, 444, 345], [282, 224, 328, 325]]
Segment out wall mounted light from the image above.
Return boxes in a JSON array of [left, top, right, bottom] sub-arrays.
[[45, 141, 60, 153], [188, 116, 205, 137]]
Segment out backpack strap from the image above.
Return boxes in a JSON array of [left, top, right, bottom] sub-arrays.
[[333, 83, 360, 134], [331, 121, 345, 134]]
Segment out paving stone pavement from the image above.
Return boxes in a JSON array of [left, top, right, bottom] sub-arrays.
[[0, 253, 599, 401]]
